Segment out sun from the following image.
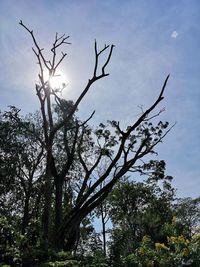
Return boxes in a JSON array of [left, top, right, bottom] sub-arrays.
[[43, 70, 67, 90]]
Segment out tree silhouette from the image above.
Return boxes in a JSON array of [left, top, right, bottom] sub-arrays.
[[19, 20, 172, 251]]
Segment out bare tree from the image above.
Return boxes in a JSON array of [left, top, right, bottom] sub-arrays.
[[20, 21, 172, 251]]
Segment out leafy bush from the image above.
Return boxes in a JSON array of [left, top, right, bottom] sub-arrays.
[[39, 250, 80, 267], [0, 217, 21, 266], [82, 249, 108, 267], [51, 251, 72, 261], [125, 217, 200, 267], [40, 260, 80, 267]]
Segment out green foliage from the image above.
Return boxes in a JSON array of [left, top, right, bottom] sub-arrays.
[[54, 251, 72, 261], [108, 176, 174, 265], [173, 197, 200, 233], [41, 260, 80, 267], [82, 250, 108, 267], [0, 217, 21, 266], [38, 250, 80, 267], [0, 216, 53, 266], [76, 217, 101, 256], [125, 217, 200, 267], [0, 107, 44, 224]]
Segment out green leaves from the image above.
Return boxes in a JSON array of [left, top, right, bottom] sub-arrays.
[[126, 219, 200, 267]]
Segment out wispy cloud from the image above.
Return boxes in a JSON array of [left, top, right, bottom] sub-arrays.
[[171, 31, 178, 38]]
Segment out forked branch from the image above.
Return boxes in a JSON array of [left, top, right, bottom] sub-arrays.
[[50, 41, 115, 139], [19, 20, 50, 70]]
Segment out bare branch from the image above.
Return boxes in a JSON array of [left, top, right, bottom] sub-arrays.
[[144, 108, 166, 121], [54, 52, 67, 70], [102, 44, 115, 75], [71, 75, 171, 211], [81, 110, 95, 126], [126, 74, 170, 136], [50, 42, 115, 139], [19, 20, 51, 70]]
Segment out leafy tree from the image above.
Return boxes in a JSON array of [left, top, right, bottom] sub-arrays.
[[0, 107, 44, 233], [126, 217, 200, 267], [108, 169, 175, 266], [0, 216, 21, 266], [173, 197, 200, 236]]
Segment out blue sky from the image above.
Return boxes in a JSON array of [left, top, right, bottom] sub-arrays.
[[0, 0, 199, 198]]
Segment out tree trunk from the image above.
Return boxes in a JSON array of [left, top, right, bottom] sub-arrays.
[[101, 206, 107, 256], [58, 211, 84, 251], [42, 152, 52, 245], [64, 224, 80, 251], [22, 193, 30, 234], [55, 178, 64, 230]]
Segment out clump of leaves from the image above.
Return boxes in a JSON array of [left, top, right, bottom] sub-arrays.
[[125, 217, 200, 267], [0, 217, 21, 266], [82, 249, 108, 267], [41, 260, 80, 267]]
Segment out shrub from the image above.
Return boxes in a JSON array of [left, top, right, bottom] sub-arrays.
[[125, 218, 200, 267], [0, 217, 21, 266]]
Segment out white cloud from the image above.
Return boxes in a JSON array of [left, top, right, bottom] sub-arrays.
[[171, 31, 178, 38]]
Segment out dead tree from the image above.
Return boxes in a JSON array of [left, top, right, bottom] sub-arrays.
[[20, 21, 172, 251]]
